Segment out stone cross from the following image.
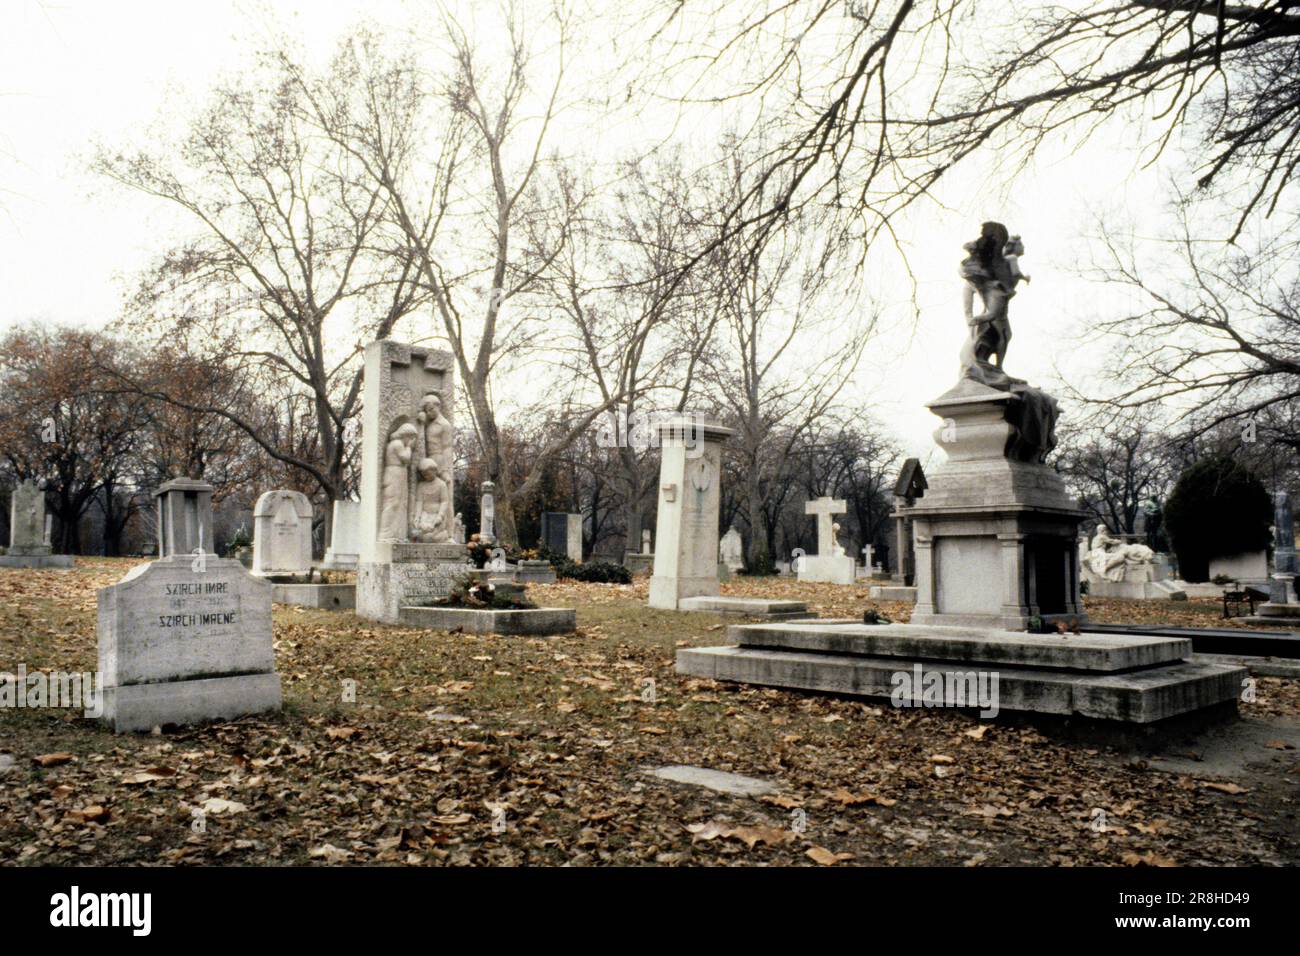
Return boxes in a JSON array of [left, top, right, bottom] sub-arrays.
[[805, 497, 847, 556], [862, 543, 874, 569]]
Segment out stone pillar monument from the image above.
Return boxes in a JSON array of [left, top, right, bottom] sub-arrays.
[[1259, 491, 1298, 619], [648, 416, 734, 609], [356, 340, 466, 623]]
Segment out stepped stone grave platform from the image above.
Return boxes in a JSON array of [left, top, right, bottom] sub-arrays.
[[271, 582, 356, 610], [676, 595, 815, 620], [398, 604, 575, 636], [677, 621, 1246, 724], [869, 584, 917, 602]]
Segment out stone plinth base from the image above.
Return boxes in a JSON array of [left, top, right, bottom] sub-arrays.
[[517, 560, 558, 584], [320, 552, 358, 571], [869, 584, 917, 602], [0, 553, 74, 569], [649, 574, 718, 610], [1086, 579, 1187, 600], [677, 621, 1245, 724], [676, 595, 813, 620], [271, 583, 355, 610], [357, 545, 468, 624], [102, 673, 282, 734], [797, 554, 857, 585], [398, 605, 575, 635], [906, 382, 1086, 631], [622, 553, 653, 575]]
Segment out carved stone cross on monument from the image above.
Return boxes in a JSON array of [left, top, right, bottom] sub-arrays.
[[862, 544, 874, 569], [805, 497, 847, 556]]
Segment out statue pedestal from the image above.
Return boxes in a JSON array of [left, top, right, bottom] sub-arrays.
[[906, 381, 1086, 631], [357, 542, 467, 624]]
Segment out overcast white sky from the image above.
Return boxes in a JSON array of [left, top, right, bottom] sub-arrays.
[[0, 0, 1181, 466]]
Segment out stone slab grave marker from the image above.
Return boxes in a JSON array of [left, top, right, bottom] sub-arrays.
[[357, 340, 465, 623], [97, 477, 280, 732], [797, 497, 856, 585], [251, 490, 313, 579], [0, 479, 73, 568], [322, 499, 361, 569], [719, 526, 745, 572], [541, 512, 582, 561]]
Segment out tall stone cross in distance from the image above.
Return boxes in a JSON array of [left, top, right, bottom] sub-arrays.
[[805, 497, 847, 556]]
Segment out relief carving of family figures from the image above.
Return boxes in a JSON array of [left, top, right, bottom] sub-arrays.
[[378, 391, 456, 544]]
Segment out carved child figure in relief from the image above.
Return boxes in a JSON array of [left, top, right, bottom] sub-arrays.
[[412, 458, 453, 543], [418, 392, 454, 483]]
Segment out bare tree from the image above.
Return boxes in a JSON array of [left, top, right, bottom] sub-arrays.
[[647, 1, 1300, 264], [95, 46, 427, 517], [299, 14, 631, 547], [1076, 206, 1299, 451]]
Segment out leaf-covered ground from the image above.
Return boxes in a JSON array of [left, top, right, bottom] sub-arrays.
[[1, 560, 1297, 866]]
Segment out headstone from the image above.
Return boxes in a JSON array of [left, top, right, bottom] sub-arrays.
[[797, 497, 856, 585], [97, 478, 280, 732], [322, 499, 361, 570], [251, 490, 313, 578], [648, 416, 735, 609], [540, 512, 582, 561], [0, 479, 72, 568], [480, 481, 496, 545], [641, 529, 652, 555], [356, 340, 465, 623], [891, 459, 927, 585], [719, 526, 745, 572]]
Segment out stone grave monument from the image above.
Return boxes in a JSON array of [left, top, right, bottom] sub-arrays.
[[322, 499, 361, 570], [97, 477, 281, 732], [1253, 491, 1298, 620], [356, 340, 466, 623], [905, 223, 1086, 629], [540, 512, 582, 561], [624, 527, 654, 576], [678, 224, 1244, 723], [251, 490, 313, 578], [0, 479, 73, 569], [719, 526, 745, 573], [796, 498, 856, 585], [649, 415, 809, 619], [1079, 525, 1185, 600]]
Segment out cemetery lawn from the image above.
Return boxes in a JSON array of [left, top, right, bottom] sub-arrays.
[[2, 559, 1298, 867]]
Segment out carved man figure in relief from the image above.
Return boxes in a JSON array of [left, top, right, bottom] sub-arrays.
[[379, 423, 419, 541], [412, 458, 453, 543], [418, 392, 454, 483]]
